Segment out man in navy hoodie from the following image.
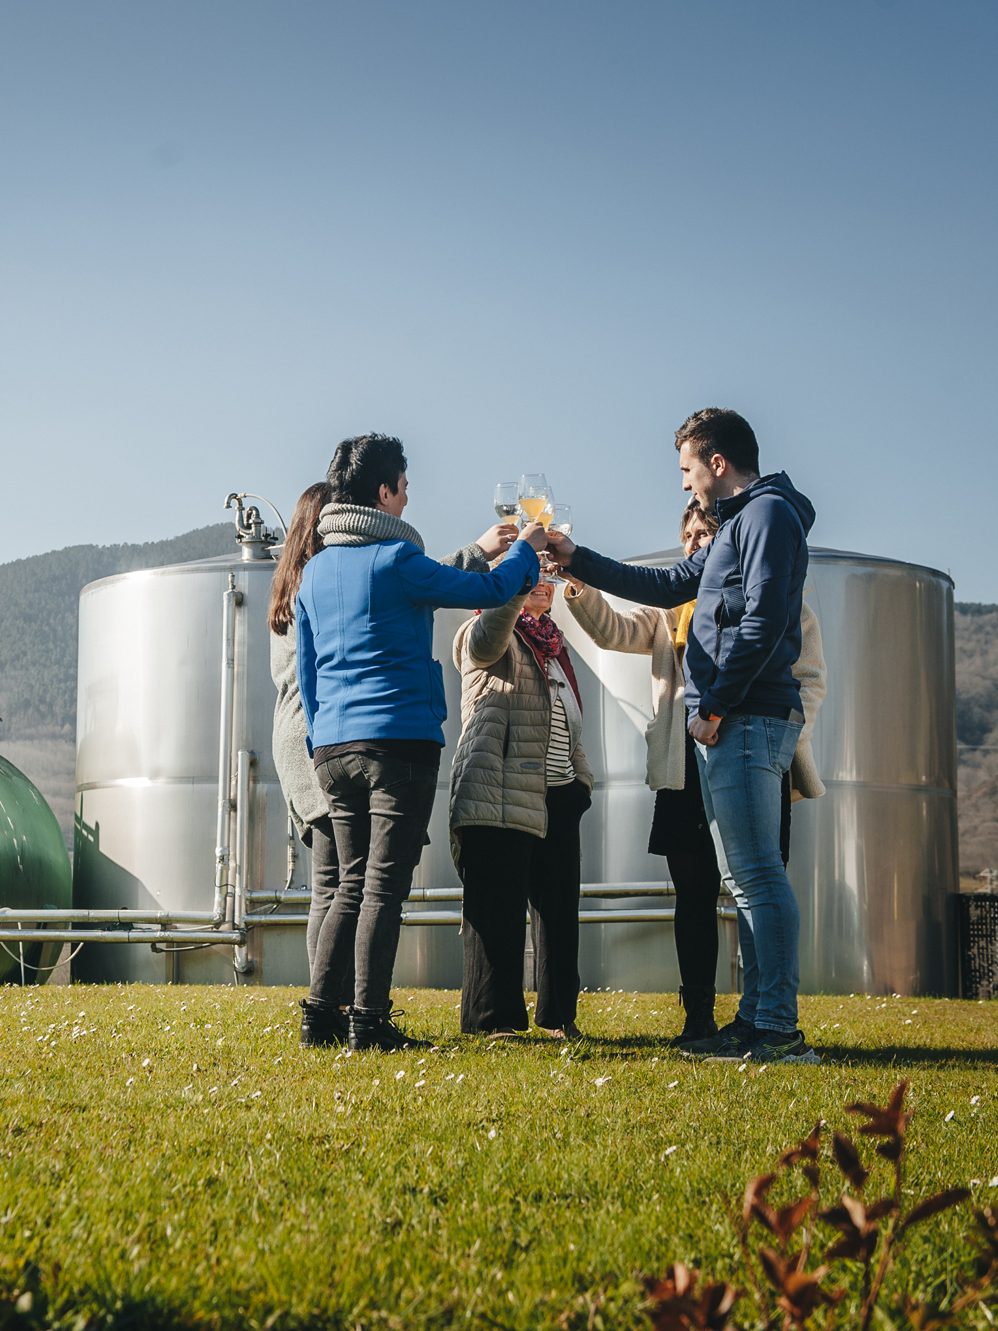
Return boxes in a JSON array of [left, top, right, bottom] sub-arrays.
[[547, 408, 820, 1064]]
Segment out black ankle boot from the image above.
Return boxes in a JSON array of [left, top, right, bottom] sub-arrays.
[[299, 998, 349, 1048], [668, 986, 718, 1049], [348, 1008, 431, 1052]]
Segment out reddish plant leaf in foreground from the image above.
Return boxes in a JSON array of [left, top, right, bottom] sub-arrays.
[[779, 1123, 822, 1170], [831, 1131, 869, 1190], [757, 1247, 842, 1326], [644, 1264, 738, 1331], [847, 1080, 911, 1149], [742, 1172, 776, 1224], [899, 1188, 971, 1235]]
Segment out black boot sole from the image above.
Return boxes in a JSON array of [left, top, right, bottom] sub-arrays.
[[300, 1030, 348, 1048]]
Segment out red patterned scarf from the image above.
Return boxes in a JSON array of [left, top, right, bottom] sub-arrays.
[[515, 611, 564, 659]]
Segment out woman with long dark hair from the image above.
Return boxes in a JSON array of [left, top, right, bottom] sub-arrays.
[[269, 482, 346, 1039]]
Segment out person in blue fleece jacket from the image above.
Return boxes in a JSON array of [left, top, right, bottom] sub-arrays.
[[547, 408, 821, 1065], [296, 433, 546, 1051]]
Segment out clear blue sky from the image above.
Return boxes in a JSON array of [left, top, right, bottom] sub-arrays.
[[3, 1, 996, 598]]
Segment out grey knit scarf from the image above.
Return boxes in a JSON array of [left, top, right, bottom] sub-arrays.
[[317, 503, 425, 551]]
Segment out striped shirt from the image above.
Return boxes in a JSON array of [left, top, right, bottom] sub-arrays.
[[546, 685, 576, 786]]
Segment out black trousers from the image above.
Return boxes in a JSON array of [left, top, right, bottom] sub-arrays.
[[459, 780, 591, 1033]]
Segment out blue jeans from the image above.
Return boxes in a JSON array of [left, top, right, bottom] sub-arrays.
[[694, 714, 803, 1034]]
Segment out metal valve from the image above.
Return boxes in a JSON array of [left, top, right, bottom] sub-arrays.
[[224, 492, 284, 560]]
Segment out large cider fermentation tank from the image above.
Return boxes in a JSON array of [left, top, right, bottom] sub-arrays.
[[73, 542, 287, 982], [73, 530, 958, 994]]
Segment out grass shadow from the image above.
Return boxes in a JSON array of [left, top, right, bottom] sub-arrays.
[[478, 1036, 998, 1069], [817, 1043, 998, 1068]]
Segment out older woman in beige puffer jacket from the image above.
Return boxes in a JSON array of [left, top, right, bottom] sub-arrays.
[[450, 578, 594, 1038]]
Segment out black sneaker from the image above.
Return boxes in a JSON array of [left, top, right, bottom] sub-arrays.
[[748, 1029, 821, 1065], [680, 1015, 757, 1059], [348, 1008, 432, 1052], [299, 999, 349, 1047]]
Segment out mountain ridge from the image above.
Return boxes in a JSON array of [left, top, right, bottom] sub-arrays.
[[0, 523, 235, 740]]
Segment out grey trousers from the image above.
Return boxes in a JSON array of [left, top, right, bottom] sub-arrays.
[[311, 749, 439, 1012], [304, 813, 351, 1001]]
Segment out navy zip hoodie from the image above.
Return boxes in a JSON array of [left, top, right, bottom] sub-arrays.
[[567, 472, 815, 718]]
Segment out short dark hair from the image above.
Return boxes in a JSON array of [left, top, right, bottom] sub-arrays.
[[327, 433, 407, 507], [674, 408, 759, 475]]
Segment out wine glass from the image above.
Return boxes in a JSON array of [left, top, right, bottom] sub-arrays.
[[494, 482, 520, 525], [549, 504, 573, 537], [518, 473, 552, 527], [544, 504, 573, 582]]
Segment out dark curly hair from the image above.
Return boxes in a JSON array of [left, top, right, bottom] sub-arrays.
[[674, 408, 759, 476], [326, 433, 407, 507]]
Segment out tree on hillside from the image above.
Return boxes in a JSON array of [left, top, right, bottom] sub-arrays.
[[0, 525, 233, 740], [956, 604, 998, 872]]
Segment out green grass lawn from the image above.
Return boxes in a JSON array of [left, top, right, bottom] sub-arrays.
[[0, 987, 994, 1330]]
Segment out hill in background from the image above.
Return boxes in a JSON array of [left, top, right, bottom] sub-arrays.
[[0, 524, 234, 740], [0, 524, 234, 841], [1, 532, 996, 871]]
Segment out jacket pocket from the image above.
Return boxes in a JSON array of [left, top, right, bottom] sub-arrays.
[[721, 585, 746, 625], [428, 659, 447, 722]]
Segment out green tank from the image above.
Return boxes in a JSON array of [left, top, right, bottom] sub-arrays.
[[0, 754, 72, 984]]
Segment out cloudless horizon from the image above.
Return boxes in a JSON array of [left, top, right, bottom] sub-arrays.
[[3, 1, 996, 597]]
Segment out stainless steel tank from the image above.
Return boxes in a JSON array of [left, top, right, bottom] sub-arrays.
[[786, 549, 957, 994], [73, 543, 294, 982], [74, 534, 957, 995]]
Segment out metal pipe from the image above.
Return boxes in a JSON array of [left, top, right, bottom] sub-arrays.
[[0, 929, 245, 944], [0, 909, 222, 924], [244, 882, 685, 907], [404, 881, 682, 902], [232, 749, 254, 973], [582, 881, 679, 897], [246, 890, 311, 905], [212, 573, 241, 925], [0, 906, 736, 944], [245, 907, 739, 927]]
